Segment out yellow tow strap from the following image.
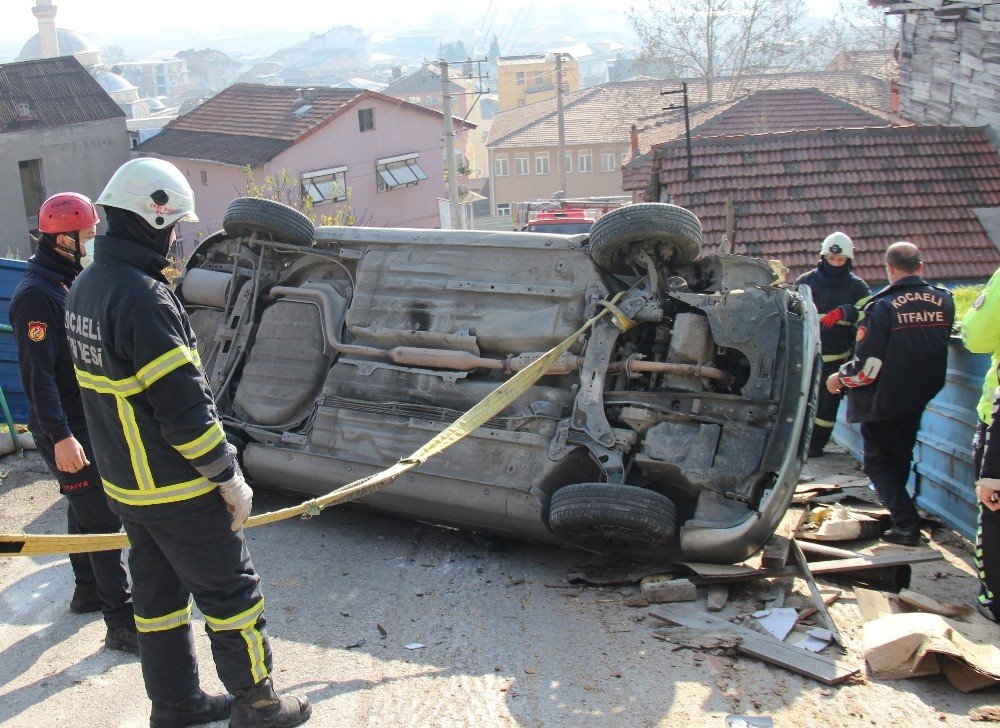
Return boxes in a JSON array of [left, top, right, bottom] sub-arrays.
[[0, 292, 629, 557]]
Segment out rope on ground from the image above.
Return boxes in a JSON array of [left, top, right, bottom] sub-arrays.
[[0, 292, 630, 558]]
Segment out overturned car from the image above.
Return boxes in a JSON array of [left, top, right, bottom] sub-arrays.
[[178, 200, 820, 563]]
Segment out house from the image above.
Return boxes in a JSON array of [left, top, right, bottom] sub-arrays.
[[134, 83, 474, 258], [488, 72, 891, 216], [825, 49, 897, 84], [175, 49, 241, 95], [871, 0, 1000, 135], [496, 54, 580, 112], [0, 56, 129, 258], [630, 124, 1000, 284], [116, 57, 192, 101]]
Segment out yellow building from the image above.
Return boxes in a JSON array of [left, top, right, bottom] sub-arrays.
[[497, 53, 579, 112]]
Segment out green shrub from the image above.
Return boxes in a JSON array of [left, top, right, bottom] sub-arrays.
[[953, 284, 985, 321]]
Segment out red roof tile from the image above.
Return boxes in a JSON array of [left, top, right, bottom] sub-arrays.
[[653, 125, 1000, 282]]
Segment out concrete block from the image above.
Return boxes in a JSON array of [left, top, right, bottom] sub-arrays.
[[641, 577, 697, 604]]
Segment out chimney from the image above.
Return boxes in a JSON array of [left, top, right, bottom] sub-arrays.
[[630, 124, 639, 157], [391, 65, 402, 81], [298, 87, 316, 102], [16, 102, 32, 121], [32, 0, 60, 59]]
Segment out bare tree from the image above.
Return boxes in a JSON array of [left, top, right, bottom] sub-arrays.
[[628, 0, 810, 102], [102, 45, 130, 67], [815, 1, 900, 66]]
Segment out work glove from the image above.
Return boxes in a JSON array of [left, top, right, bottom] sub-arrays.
[[217, 464, 253, 531], [820, 307, 845, 329]]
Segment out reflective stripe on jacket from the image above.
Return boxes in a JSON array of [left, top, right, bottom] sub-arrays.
[[65, 235, 234, 507]]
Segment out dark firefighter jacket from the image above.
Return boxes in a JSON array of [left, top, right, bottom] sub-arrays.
[[838, 275, 954, 423], [65, 235, 235, 510], [795, 265, 871, 360], [9, 247, 87, 443]]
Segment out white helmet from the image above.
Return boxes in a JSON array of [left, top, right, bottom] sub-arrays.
[[97, 157, 199, 229], [820, 231, 854, 260]]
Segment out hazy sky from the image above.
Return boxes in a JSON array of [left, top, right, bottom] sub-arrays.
[[1, 0, 841, 61]]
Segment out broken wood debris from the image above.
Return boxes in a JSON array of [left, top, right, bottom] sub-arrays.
[[641, 577, 697, 604], [790, 539, 845, 649], [650, 605, 860, 685]]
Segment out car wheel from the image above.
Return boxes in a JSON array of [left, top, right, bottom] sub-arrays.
[[548, 482, 677, 549], [222, 197, 315, 245], [588, 203, 702, 274]]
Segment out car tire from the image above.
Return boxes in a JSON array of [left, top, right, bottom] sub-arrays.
[[222, 197, 315, 245], [588, 203, 702, 274], [548, 482, 677, 549]]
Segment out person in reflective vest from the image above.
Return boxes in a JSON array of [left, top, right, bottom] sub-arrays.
[[66, 158, 311, 728], [963, 265, 1000, 621], [795, 231, 870, 458]]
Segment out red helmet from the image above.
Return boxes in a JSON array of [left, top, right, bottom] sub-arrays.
[[38, 192, 100, 234]]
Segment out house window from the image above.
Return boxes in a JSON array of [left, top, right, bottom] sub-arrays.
[[18, 158, 45, 219], [534, 70, 544, 85], [601, 150, 617, 172], [516, 72, 525, 85], [375, 153, 427, 192], [302, 166, 348, 204], [358, 107, 375, 132], [200, 170, 208, 186], [493, 155, 509, 177], [514, 154, 529, 176], [562, 153, 572, 174], [496, 202, 511, 216], [621, 150, 630, 164], [407, 96, 421, 103], [578, 150, 593, 173], [535, 153, 550, 175]]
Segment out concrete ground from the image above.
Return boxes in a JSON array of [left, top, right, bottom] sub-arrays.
[[1, 445, 998, 728]]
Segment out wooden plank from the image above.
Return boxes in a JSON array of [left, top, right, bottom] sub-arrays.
[[649, 605, 860, 685], [685, 550, 942, 585], [762, 508, 807, 568], [853, 587, 901, 623], [791, 539, 845, 648]]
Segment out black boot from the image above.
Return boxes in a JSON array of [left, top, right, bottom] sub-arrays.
[[150, 690, 232, 728], [882, 524, 921, 546], [70, 581, 102, 613], [105, 624, 140, 655], [230, 678, 311, 728]]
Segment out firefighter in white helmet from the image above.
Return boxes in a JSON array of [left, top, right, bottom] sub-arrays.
[[795, 231, 871, 458], [66, 158, 311, 728]]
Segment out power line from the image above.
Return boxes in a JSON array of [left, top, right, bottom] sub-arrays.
[[503, 4, 534, 55]]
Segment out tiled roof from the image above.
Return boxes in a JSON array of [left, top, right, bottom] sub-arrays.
[[0, 56, 124, 134], [487, 72, 890, 150], [158, 83, 364, 141], [825, 49, 897, 83], [653, 125, 1000, 282], [623, 89, 897, 191], [136, 83, 472, 166], [136, 129, 292, 168]]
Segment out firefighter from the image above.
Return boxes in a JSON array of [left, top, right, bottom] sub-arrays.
[[962, 264, 1000, 621], [66, 158, 311, 728], [795, 231, 870, 458], [827, 242, 954, 546], [9, 192, 137, 653]]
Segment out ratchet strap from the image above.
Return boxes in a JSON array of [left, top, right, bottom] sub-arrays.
[[0, 292, 631, 557]]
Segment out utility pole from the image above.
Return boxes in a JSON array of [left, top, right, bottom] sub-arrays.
[[661, 83, 693, 180], [555, 53, 568, 197], [439, 60, 464, 229]]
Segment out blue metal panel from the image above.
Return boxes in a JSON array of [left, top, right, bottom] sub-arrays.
[[0, 259, 29, 424], [833, 340, 990, 540]]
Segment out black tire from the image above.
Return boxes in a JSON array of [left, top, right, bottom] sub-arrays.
[[222, 197, 315, 245], [548, 483, 677, 549], [589, 203, 702, 274]]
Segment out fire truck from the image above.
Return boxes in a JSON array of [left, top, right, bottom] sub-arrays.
[[513, 196, 630, 234]]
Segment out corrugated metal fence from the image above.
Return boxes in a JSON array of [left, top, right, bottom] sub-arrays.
[[0, 259, 29, 424], [833, 339, 989, 540]]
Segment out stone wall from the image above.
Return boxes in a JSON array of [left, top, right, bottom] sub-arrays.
[[897, 1, 1000, 135]]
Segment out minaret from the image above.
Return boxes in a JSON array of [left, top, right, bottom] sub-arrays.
[[32, 0, 60, 59]]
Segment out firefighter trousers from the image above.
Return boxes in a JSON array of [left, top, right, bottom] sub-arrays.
[[860, 411, 923, 529], [810, 358, 847, 452], [974, 421, 1000, 620], [117, 493, 273, 703], [35, 428, 133, 628]]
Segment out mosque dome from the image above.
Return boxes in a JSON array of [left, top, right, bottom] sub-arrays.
[[92, 68, 140, 104], [17, 28, 98, 63]]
